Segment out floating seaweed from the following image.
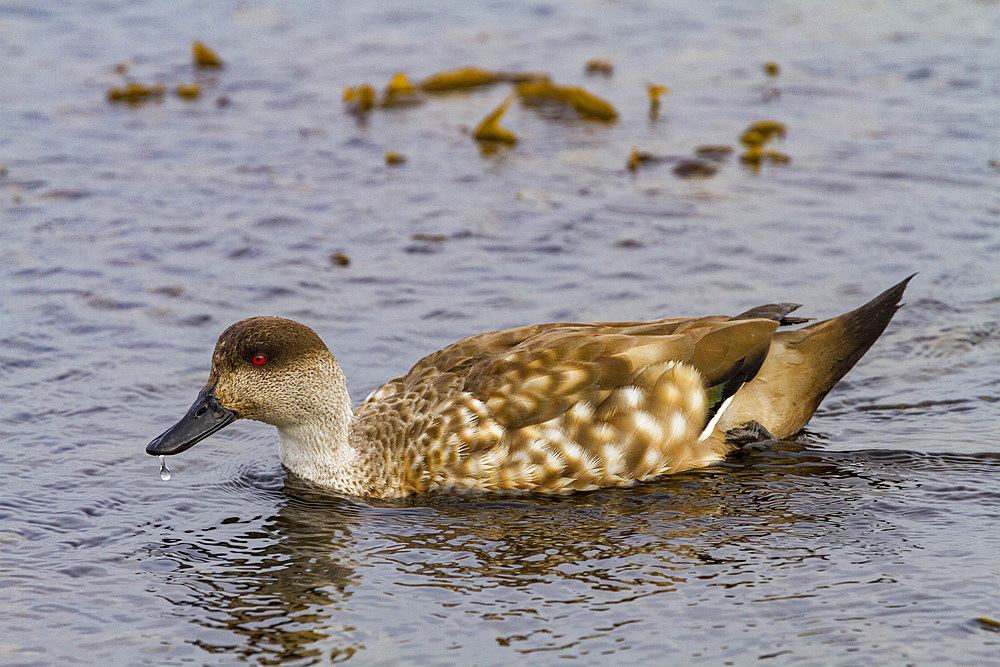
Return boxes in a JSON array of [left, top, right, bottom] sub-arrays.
[[584, 59, 613, 76], [192, 41, 223, 68], [502, 71, 550, 84], [474, 97, 518, 145], [627, 148, 670, 172], [330, 252, 350, 267], [175, 83, 201, 99], [737, 119, 789, 168], [762, 149, 791, 164], [647, 84, 669, 102], [419, 67, 546, 92], [694, 145, 734, 161], [975, 617, 1000, 633], [740, 119, 786, 147], [385, 72, 416, 94], [419, 67, 504, 92], [673, 159, 718, 178], [344, 83, 375, 116], [763, 61, 780, 77], [647, 84, 669, 119], [628, 144, 725, 176], [343, 84, 376, 115], [385, 151, 406, 165], [380, 72, 423, 108], [739, 147, 791, 168], [107, 82, 166, 104], [516, 79, 617, 121], [740, 130, 764, 146], [740, 147, 762, 166]]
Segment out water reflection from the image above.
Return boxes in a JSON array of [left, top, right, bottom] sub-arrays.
[[137, 443, 995, 661], [147, 475, 365, 663], [372, 451, 887, 595]]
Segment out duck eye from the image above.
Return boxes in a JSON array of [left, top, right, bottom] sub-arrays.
[[252, 354, 266, 366]]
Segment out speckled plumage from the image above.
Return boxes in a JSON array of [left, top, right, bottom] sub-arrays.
[[147, 277, 912, 498]]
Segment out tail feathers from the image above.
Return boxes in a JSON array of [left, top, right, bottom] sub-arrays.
[[795, 274, 913, 383], [732, 302, 811, 326], [715, 275, 914, 442]]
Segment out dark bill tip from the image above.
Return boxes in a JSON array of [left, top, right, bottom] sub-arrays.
[[146, 386, 237, 456]]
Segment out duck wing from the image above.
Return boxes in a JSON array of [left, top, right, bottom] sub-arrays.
[[454, 317, 779, 431]]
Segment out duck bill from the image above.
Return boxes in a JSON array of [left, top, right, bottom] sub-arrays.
[[146, 386, 237, 456]]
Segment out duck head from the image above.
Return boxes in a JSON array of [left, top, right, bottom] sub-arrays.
[[146, 316, 345, 456]]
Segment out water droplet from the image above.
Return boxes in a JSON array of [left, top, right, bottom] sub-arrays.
[[158, 455, 171, 481]]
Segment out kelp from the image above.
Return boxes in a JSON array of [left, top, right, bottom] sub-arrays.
[[420, 67, 503, 92], [694, 145, 734, 161], [384, 151, 406, 165], [627, 148, 669, 172], [673, 159, 718, 178], [343, 84, 377, 115], [975, 617, 1000, 632], [108, 40, 222, 106], [380, 72, 423, 108], [738, 120, 789, 167], [630, 143, 734, 176], [474, 97, 518, 145], [647, 84, 669, 103], [584, 59, 613, 76], [419, 67, 547, 92], [175, 83, 201, 99], [740, 119, 786, 147], [739, 147, 791, 167], [762, 149, 791, 164], [107, 82, 165, 104], [343, 73, 422, 114], [516, 79, 617, 121], [192, 41, 223, 68], [647, 84, 669, 119]]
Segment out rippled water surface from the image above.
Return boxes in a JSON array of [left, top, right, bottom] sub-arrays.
[[3, 1, 1000, 663]]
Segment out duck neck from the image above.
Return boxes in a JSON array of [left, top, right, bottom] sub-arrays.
[[274, 357, 370, 494]]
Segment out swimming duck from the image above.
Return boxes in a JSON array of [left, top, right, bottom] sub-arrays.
[[147, 277, 912, 498]]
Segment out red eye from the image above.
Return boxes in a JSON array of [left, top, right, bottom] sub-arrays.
[[252, 354, 266, 366]]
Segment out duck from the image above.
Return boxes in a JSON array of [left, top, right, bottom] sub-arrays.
[[147, 276, 913, 498]]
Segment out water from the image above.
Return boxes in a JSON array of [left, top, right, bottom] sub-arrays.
[[158, 455, 171, 481], [2, 0, 999, 663]]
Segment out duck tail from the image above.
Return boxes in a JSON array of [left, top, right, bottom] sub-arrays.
[[715, 275, 914, 441]]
